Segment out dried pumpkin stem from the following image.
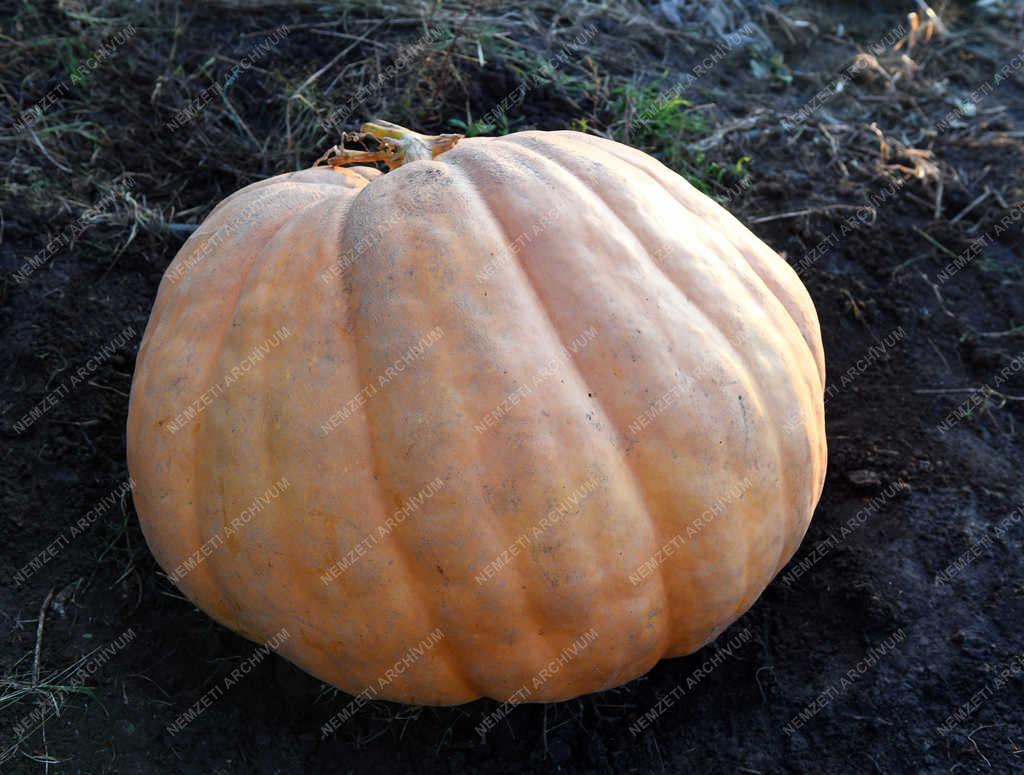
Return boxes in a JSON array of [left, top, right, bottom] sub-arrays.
[[314, 120, 463, 171]]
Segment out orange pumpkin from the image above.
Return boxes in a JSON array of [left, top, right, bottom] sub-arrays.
[[127, 121, 826, 705]]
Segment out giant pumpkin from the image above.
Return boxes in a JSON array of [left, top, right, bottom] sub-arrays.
[[128, 121, 826, 705]]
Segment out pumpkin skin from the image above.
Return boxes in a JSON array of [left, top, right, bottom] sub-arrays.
[[127, 129, 826, 705]]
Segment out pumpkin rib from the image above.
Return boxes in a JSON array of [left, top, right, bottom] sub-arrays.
[[527, 138, 776, 628], [341, 159, 563, 700], [156, 182, 351, 350], [585, 143, 826, 458], [142, 187, 281, 343], [207, 168, 376, 221], [337, 189, 484, 702], [441, 155, 665, 655], [344, 167, 381, 184], [480, 136, 717, 651], [212, 181, 481, 701], [586, 137, 787, 631], [559, 131, 825, 393], [676, 231, 820, 584], [356, 401, 481, 701], [444, 151, 676, 664], [573, 131, 822, 621], [187, 191, 345, 630], [680, 210, 816, 589], [587, 159, 805, 597], [130, 184, 350, 633], [722, 235, 825, 392], [244, 179, 476, 701], [531, 133, 819, 591], [252, 193, 362, 654], [337, 157, 616, 701], [490, 135, 790, 647]]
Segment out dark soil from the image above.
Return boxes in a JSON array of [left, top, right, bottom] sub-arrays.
[[2, 1, 1023, 773]]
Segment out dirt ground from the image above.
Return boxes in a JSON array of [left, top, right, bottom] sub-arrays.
[[2, 0, 1023, 772]]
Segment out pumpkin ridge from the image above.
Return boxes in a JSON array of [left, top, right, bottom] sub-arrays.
[[341, 166, 380, 184], [255, 194, 358, 657], [446, 151, 675, 667], [493, 135, 789, 650], [525, 137, 775, 627], [437, 159, 628, 680], [203, 185, 296, 234], [448, 151, 679, 695], [331, 159, 571, 701], [342, 191, 482, 700], [341, 160, 559, 700], [141, 186, 283, 347], [489, 135, 725, 652], [128, 188, 329, 628], [211, 167, 375, 209], [186, 191, 342, 626], [574, 136, 825, 392], [567, 155, 796, 608], [524, 134, 813, 597]]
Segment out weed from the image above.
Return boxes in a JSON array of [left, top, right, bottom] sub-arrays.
[[609, 82, 752, 197], [448, 116, 498, 137]]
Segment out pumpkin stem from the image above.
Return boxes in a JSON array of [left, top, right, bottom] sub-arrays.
[[314, 120, 463, 171]]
